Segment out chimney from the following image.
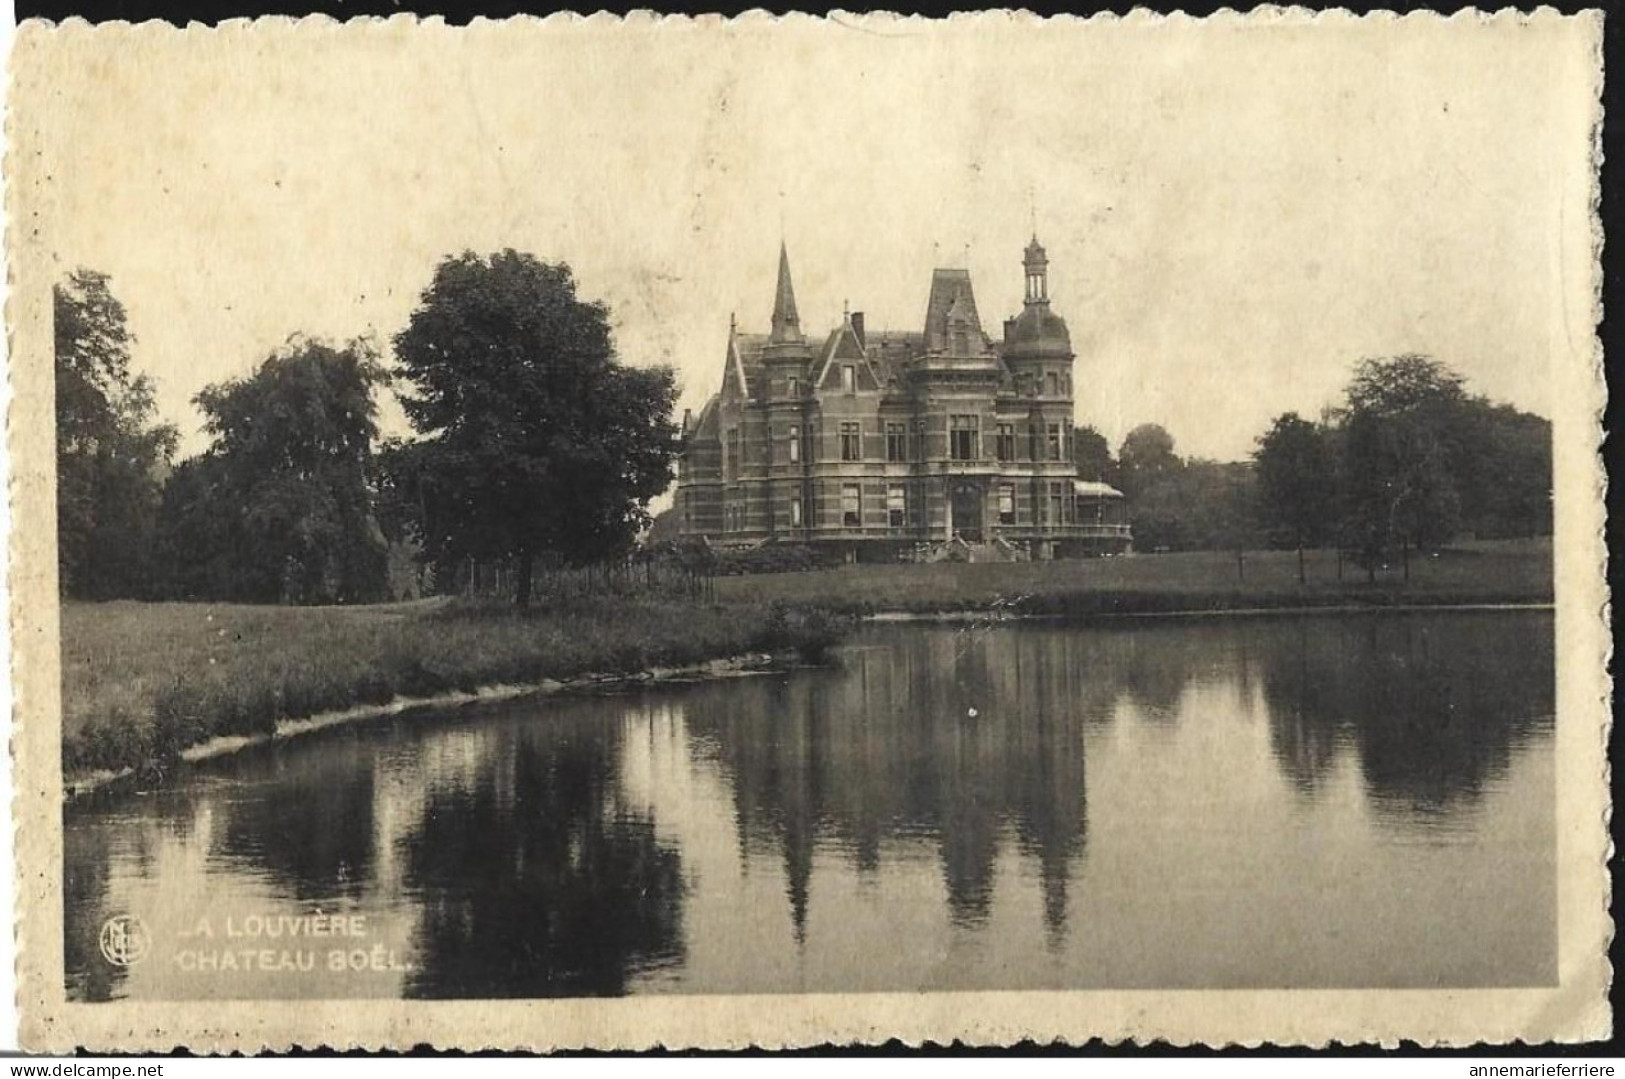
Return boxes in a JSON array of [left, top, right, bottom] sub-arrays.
[[682, 408, 693, 434], [850, 311, 866, 348]]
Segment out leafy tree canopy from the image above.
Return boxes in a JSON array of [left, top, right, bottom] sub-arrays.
[[1117, 423, 1182, 501], [162, 337, 391, 604], [392, 249, 679, 606], [1254, 412, 1336, 553], [1072, 425, 1116, 485], [54, 269, 177, 599]]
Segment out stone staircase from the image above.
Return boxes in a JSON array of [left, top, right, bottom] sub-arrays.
[[920, 535, 1026, 564]]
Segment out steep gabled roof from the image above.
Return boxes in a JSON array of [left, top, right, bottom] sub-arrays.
[[812, 320, 882, 391], [721, 331, 751, 398], [923, 269, 984, 351], [686, 394, 721, 444]]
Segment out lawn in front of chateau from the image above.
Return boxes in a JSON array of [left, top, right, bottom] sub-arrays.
[[59, 538, 1549, 780], [711, 537, 1553, 615]]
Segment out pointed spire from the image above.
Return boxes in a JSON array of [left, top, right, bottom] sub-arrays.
[[770, 241, 802, 343]]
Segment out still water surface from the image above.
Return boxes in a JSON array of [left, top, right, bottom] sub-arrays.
[[66, 611, 1555, 1000]]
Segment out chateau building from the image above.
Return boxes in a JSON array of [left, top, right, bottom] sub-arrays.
[[675, 238, 1131, 561]]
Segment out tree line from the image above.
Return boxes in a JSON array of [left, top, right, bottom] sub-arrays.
[[57, 256, 1549, 607], [1073, 354, 1552, 571], [55, 252, 677, 607]]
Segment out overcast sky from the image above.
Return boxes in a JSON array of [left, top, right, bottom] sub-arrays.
[[26, 13, 1598, 463]]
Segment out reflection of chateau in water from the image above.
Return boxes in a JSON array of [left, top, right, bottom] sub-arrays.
[[678, 612, 1554, 948], [63, 612, 1556, 1000], [681, 631, 1097, 944]]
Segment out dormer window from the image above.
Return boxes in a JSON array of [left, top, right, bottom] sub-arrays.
[[841, 365, 856, 393]]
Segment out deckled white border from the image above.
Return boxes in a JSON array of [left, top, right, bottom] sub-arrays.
[[0, 0, 17, 1054], [5, 9, 1609, 1052]]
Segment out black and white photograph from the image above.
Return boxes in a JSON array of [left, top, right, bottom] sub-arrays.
[[8, 11, 1609, 1050]]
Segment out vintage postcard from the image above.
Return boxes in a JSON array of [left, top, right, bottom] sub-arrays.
[[6, 9, 1610, 1052]]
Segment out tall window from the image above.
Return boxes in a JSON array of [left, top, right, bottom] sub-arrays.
[[887, 485, 907, 528], [842, 484, 861, 527], [950, 415, 979, 461], [1049, 481, 1067, 524], [788, 424, 800, 463], [725, 427, 739, 478], [790, 497, 802, 527], [886, 422, 907, 462], [995, 423, 1016, 462], [1047, 423, 1063, 461], [841, 365, 856, 393], [840, 422, 862, 461], [1047, 371, 1061, 397], [998, 483, 1016, 525], [787, 374, 800, 398]]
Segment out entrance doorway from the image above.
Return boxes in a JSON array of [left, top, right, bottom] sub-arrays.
[[950, 482, 984, 542]]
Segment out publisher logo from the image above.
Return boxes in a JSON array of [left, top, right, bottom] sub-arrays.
[[99, 914, 151, 967]]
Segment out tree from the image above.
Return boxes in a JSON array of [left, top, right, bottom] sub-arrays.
[[154, 454, 238, 600], [54, 269, 178, 599], [1131, 460, 1258, 554], [393, 250, 679, 608], [160, 337, 391, 604], [1337, 355, 1470, 569], [1453, 400, 1552, 539], [1072, 425, 1116, 485], [1254, 412, 1336, 581], [1117, 423, 1181, 501]]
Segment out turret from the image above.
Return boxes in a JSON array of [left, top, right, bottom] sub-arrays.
[[1002, 235, 1074, 400], [1024, 236, 1050, 304]]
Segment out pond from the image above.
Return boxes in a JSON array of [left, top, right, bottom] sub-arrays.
[[65, 610, 1555, 1000]]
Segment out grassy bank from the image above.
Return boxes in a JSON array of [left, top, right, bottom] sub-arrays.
[[62, 539, 1549, 780], [713, 539, 1553, 616], [61, 597, 844, 778]]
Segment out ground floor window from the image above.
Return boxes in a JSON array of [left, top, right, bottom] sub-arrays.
[[998, 483, 1016, 525], [842, 484, 861, 527], [1049, 481, 1069, 524], [887, 484, 906, 528], [790, 497, 802, 527]]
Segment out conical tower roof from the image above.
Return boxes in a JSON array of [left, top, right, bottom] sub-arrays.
[[770, 242, 803, 343]]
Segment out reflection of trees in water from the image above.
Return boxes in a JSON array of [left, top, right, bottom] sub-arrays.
[[63, 819, 121, 1002], [61, 612, 1549, 1000], [685, 613, 1552, 944], [400, 720, 685, 998], [684, 626, 1094, 946], [214, 737, 379, 901], [63, 784, 199, 1001], [1260, 613, 1553, 818]]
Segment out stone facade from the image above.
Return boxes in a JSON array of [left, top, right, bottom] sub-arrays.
[[675, 238, 1131, 561]]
